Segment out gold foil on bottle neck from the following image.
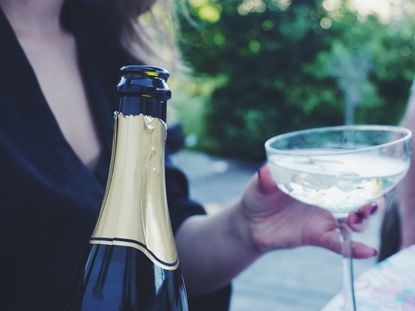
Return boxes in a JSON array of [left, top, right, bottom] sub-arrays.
[[91, 113, 178, 270]]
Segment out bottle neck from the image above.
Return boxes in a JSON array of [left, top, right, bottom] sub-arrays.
[[91, 114, 178, 270], [118, 96, 167, 122]]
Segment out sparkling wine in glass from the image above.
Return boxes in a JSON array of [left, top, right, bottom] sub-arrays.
[[265, 125, 412, 311]]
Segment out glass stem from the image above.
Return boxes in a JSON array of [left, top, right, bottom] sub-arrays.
[[337, 218, 357, 311]]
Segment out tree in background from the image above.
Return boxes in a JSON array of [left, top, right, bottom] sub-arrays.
[[177, 0, 415, 161]]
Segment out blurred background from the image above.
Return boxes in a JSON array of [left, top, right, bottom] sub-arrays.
[[171, 0, 415, 161], [167, 0, 415, 309]]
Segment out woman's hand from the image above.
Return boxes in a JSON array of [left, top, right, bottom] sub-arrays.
[[240, 165, 378, 258], [177, 165, 377, 295]]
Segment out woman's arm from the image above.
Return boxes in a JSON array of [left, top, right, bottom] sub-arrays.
[[176, 166, 376, 296]]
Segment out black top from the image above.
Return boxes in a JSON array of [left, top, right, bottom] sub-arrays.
[[0, 3, 230, 311]]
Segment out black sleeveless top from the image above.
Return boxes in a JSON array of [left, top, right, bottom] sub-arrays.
[[0, 4, 230, 311]]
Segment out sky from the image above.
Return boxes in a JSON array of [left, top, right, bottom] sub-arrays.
[[322, 0, 394, 19], [351, 0, 393, 19], [351, 0, 415, 21]]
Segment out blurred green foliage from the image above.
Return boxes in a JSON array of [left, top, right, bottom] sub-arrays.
[[176, 0, 415, 161]]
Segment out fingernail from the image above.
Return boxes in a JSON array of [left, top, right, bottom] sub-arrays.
[[370, 204, 378, 215], [257, 166, 268, 194], [372, 249, 378, 257], [257, 165, 276, 195], [354, 215, 364, 224], [257, 166, 263, 179]]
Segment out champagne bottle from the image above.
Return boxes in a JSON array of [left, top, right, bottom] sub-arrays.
[[70, 65, 189, 311]]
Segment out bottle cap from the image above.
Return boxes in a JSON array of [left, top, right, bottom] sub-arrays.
[[117, 65, 171, 101]]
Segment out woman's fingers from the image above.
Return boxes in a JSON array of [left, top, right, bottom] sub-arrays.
[[347, 202, 378, 232], [351, 241, 378, 259], [318, 231, 377, 258]]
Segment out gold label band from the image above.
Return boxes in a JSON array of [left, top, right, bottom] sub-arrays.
[[91, 113, 179, 271]]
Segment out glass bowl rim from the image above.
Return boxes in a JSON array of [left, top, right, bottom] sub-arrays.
[[265, 124, 412, 157]]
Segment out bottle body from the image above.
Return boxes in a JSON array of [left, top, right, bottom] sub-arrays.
[[69, 66, 188, 311], [78, 245, 187, 311]]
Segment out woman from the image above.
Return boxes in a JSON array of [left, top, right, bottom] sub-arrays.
[[0, 0, 376, 310]]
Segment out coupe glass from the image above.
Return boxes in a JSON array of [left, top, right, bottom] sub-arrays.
[[265, 125, 412, 311]]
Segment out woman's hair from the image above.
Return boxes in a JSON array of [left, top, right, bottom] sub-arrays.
[[117, 0, 180, 70], [66, 0, 180, 70]]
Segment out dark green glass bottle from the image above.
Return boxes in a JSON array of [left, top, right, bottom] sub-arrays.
[[69, 65, 188, 311]]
